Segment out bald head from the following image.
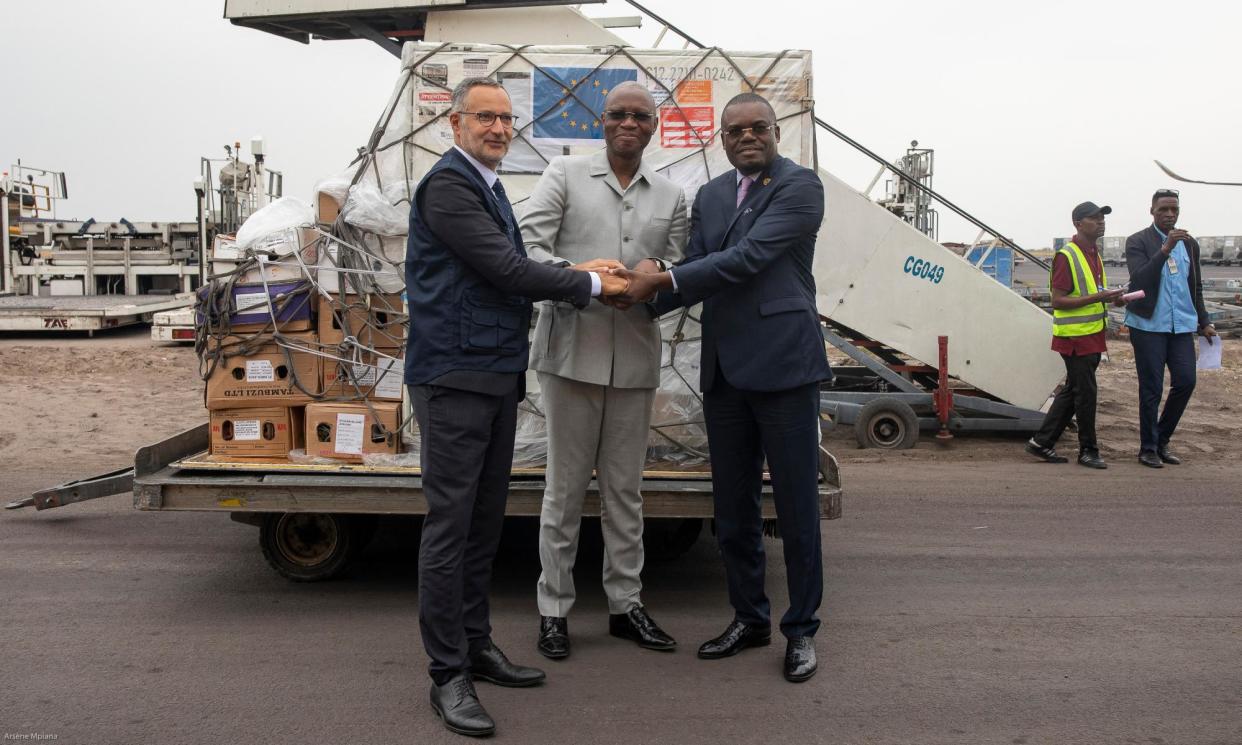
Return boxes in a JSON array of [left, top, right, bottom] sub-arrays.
[[603, 81, 655, 110]]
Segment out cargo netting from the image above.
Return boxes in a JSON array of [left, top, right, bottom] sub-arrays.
[[195, 41, 816, 466]]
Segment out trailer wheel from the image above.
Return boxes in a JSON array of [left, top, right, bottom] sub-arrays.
[[854, 399, 919, 450], [260, 513, 356, 582]]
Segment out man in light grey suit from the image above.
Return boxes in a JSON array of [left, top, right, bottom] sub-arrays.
[[519, 82, 687, 659]]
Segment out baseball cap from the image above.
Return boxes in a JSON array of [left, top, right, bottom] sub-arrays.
[[1072, 201, 1112, 222]]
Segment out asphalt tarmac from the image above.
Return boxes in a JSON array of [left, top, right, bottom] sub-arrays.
[[3, 460, 1239, 745]]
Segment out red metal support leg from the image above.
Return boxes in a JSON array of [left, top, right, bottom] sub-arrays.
[[934, 335, 954, 441]]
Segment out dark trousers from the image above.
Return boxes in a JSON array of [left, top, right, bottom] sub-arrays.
[[703, 373, 823, 640], [411, 383, 519, 682], [1034, 353, 1100, 453], [1129, 328, 1197, 453]]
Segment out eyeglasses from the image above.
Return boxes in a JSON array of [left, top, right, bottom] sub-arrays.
[[1153, 188, 1180, 198], [603, 110, 655, 124], [722, 122, 775, 139], [459, 111, 518, 128]]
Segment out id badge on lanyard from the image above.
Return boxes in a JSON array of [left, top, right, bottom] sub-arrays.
[[1167, 255, 1179, 275]]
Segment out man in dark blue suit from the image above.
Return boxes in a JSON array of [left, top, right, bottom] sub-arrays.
[[615, 92, 831, 682]]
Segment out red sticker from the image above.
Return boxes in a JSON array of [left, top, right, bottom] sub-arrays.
[[660, 105, 714, 149]]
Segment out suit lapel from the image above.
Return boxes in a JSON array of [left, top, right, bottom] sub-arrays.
[[716, 158, 785, 251]]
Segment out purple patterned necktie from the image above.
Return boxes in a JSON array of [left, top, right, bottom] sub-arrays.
[[736, 175, 754, 209]]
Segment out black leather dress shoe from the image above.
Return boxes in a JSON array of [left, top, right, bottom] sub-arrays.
[[1025, 439, 1068, 464], [469, 639, 545, 688], [1077, 449, 1107, 469], [537, 616, 570, 660], [1138, 450, 1164, 469], [697, 620, 771, 660], [609, 605, 676, 651], [1157, 445, 1181, 465], [784, 636, 817, 683], [430, 673, 495, 737]]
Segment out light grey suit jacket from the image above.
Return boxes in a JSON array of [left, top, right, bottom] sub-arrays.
[[520, 150, 687, 389]]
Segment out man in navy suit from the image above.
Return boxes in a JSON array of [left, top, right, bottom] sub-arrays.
[[615, 92, 832, 682]]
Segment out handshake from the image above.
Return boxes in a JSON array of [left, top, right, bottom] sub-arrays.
[[571, 258, 670, 310]]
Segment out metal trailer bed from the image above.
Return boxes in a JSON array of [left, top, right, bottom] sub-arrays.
[[11, 424, 843, 581], [0, 293, 194, 334]]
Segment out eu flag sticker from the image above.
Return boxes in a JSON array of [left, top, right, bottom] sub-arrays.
[[532, 67, 638, 141]]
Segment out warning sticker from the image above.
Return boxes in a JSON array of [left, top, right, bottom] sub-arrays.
[[246, 360, 275, 383], [335, 413, 366, 455], [674, 80, 713, 104], [233, 419, 261, 441], [660, 105, 714, 149]]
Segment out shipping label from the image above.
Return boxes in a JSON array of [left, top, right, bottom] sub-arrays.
[[335, 413, 367, 455], [233, 419, 261, 441], [233, 291, 269, 314], [373, 357, 403, 399], [246, 360, 275, 383]]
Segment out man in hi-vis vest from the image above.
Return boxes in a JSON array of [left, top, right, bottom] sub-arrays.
[[1025, 202, 1129, 468]]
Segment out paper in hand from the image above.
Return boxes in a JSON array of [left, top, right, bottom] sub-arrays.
[[1197, 335, 1222, 370]]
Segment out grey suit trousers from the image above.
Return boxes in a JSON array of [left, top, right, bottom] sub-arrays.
[[536, 372, 655, 616]]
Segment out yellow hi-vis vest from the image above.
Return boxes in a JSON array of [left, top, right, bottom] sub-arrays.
[[1051, 242, 1108, 337]]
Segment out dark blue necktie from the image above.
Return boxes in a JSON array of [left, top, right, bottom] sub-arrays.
[[491, 179, 516, 234]]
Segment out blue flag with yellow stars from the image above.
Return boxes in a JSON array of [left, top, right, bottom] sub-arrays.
[[532, 67, 639, 140]]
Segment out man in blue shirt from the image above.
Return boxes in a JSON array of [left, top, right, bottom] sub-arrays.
[[1123, 189, 1217, 468]]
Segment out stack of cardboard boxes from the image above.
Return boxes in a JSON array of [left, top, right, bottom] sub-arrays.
[[203, 192, 406, 463]]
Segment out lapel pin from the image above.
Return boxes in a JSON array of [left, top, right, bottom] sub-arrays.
[[762, 177, 772, 186], [744, 208, 753, 214]]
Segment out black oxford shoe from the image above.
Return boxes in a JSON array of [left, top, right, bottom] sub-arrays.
[[1077, 450, 1107, 469], [430, 673, 495, 737], [469, 639, 545, 688], [609, 605, 677, 651], [1157, 446, 1181, 465], [537, 616, 570, 660], [1138, 450, 1164, 469], [697, 620, 771, 660], [784, 636, 817, 683]]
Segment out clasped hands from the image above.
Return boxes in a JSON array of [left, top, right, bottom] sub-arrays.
[[570, 258, 669, 310]]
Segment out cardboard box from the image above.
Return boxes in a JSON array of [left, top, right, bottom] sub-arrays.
[[197, 279, 315, 334], [210, 407, 304, 458], [205, 331, 323, 409], [318, 292, 406, 349], [304, 402, 402, 462], [321, 351, 404, 401], [316, 190, 341, 224], [317, 234, 404, 294], [212, 233, 241, 261]]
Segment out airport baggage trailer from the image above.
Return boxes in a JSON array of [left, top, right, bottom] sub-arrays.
[[0, 293, 194, 334], [12, 424, 843, 582]]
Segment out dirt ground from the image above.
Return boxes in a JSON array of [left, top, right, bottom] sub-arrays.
[[0, 327, 1237, 487]]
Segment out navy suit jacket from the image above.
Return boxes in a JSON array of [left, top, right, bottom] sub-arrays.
[[657, 156, 832, 393]]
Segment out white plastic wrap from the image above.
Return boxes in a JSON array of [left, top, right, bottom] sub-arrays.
[[342, 183, 411, 237], [235, 196, 314, 249]]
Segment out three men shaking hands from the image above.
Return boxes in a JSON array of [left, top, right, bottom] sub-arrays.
[[403, 76, 831, 737]]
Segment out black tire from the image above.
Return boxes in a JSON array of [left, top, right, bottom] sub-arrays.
[[854, 398, 919, 450], [643, 518, 703, 561], [260, 512, 357, 582]]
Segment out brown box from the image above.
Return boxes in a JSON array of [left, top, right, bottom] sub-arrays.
[[318, 292, 406, 349], [321, 350, 404, 402], [316, 190, 341, 224], [304, 402, 402, 462], [205, 331, 323, 409], [210, 407, 305, 458]]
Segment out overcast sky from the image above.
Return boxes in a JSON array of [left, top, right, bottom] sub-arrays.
[[6, 0, 1240, 248]]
